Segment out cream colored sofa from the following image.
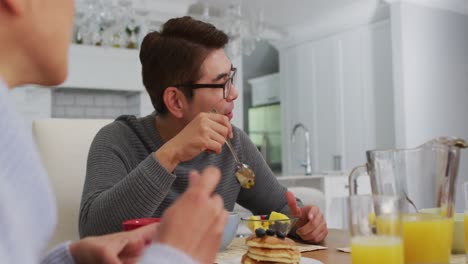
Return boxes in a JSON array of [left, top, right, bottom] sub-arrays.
[[32, 118, 112, 249]]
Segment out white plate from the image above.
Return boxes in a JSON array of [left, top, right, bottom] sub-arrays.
[[220, 256, 323, 264]]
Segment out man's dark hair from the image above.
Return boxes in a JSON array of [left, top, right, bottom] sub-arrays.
[[140, 16, 229, 115]]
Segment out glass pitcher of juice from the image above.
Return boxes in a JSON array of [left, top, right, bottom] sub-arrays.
[[349, 137, 467, 264]]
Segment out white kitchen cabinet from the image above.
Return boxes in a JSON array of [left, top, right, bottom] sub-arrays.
[[314, 37, 340, 172], [280, 42, 315, 175], [339, 29, 368, 171], [338, 21, 395, 170], [281, 35, 341, 174], [248, 73, 280, 106], [365, 21, 395, 151], [62, 45, 143, 92], [280, 20, 394, 175]]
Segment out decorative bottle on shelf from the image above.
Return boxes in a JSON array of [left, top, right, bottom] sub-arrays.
[[125, 25, 140, 49]]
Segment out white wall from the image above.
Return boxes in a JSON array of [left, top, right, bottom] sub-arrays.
[[389, 2, 468, 212], [10, 86, 52, 131]]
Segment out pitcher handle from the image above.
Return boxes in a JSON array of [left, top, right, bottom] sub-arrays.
[[348, 165, 368, 196]]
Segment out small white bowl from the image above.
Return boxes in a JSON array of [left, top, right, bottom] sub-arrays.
[[219, 212, 240, 251]]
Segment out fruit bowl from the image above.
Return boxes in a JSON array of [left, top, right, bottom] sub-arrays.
[[240, 212, 300, 238]]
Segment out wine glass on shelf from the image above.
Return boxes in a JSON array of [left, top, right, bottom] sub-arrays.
[[116, 0, 139, 49], [134, 0, 150, 47], [74, 0, 96, 44]]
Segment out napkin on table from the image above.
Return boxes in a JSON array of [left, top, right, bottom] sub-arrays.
[[451, 254, 466, 264], [336, 247, 350, 253]]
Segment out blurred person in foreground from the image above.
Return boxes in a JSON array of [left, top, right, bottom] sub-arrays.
[[79, 16, 328, 244], [0, 0, 227, 263]]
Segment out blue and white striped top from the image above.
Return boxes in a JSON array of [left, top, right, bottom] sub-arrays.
[[0, 80, 196, 264]]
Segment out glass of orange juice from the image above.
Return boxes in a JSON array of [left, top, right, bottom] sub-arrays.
[[348, 195, 404, 264], [402, 212, 453, 263]]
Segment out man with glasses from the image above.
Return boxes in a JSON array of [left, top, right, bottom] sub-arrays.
[[174, 66, 237, 100], [80, 16, 328, 244]]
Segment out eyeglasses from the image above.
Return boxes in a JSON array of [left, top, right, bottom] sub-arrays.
[[174, 67, 237, 99]]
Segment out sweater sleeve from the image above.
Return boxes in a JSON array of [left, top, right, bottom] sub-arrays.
[[40, 242, 199, 264], [40, 242, 75, 264], [140, 243, 198, 264], [234, 128, 304, 215], [79, 125, 176, 237]]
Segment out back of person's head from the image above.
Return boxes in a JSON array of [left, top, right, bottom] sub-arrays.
[[140, 16, 229, 115]]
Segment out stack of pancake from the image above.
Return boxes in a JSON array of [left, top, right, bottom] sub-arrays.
[[241, 235, 301, 264]]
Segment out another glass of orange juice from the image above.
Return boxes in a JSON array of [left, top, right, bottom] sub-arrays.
[[349, 195, 404, 264], [402, 212, 453, 263], [464, 182, 468, 264]]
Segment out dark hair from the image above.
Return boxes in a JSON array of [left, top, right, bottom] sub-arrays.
[[140, 16, 229, 115]]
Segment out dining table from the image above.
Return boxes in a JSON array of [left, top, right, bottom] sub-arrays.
[[302, 229, 350, 264], [301, 229, 466, 264]]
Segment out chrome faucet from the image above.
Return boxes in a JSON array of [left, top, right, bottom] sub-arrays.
[[291, 123, 312, 175]]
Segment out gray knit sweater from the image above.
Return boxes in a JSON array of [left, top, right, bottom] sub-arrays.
[[79, 113, 296, 237]]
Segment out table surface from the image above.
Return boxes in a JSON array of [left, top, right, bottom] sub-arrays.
[[301, 229, 466, 264], [302, 229, 350, 264]]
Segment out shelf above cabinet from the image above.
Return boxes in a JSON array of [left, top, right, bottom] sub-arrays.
[[59, 45, 144, 92]]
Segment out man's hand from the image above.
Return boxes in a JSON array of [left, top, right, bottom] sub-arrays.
[[286, 191, 328, 243], [155, 112, 232, 172], [155, 167, 228, 264], [69, 223, 158, 264]]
